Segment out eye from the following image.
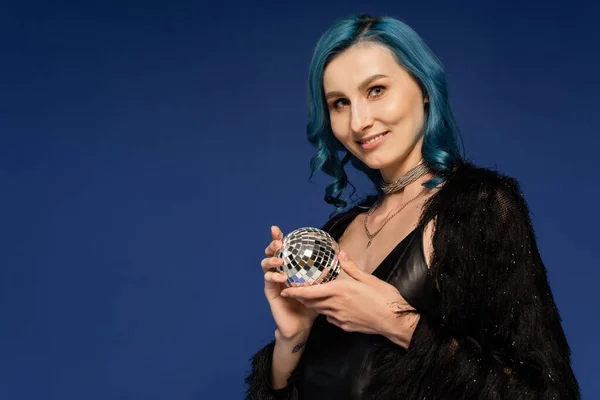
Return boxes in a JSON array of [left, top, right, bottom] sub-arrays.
[[369, 85, 386, 98], [331, 98, 349, 110], [329, 85, 386, 111]]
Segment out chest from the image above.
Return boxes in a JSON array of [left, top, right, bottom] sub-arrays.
[[336, 212, 422, 279]]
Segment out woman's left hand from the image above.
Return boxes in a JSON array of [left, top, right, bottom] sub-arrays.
[[280, 250, 420, 347]]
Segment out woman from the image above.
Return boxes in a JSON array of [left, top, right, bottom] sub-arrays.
[[245, 14, 580, 399]]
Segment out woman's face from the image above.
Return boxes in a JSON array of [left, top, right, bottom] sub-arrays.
[[322, 42, 428, 176]]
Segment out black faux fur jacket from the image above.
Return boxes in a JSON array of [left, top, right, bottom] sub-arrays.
[[245, 162, 580, 399]]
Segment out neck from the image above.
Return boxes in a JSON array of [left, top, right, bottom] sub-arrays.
[[374, 137, 431, 211], [379, 142, 424, 184], [377, 158, 433, 213], [377, 174, 431, 211]]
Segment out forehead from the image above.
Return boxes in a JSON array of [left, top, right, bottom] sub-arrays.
[[323, 43, 401, 90]]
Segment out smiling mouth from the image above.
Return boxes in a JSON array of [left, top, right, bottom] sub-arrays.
[[357, 131, 389, 145]]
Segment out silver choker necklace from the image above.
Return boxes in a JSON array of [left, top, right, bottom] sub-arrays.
[[380, 160, 430, 195]]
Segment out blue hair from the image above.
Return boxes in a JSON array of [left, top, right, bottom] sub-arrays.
[[306, 14, 464, 213]]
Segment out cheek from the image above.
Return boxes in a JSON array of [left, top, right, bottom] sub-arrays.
[[380, 86, 425, 121], [329, 115, 348, 141], [379, 95, 410, 123]]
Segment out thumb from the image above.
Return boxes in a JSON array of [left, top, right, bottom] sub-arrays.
[[338, 250, 365, 281]]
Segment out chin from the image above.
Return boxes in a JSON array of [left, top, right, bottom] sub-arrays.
[[356, 150, 406, 171], [353, 159, 390, 173]]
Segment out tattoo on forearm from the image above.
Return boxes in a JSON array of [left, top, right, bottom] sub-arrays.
[[292, 340, 307, 353]]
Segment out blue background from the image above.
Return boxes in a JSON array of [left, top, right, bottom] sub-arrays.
[[1, 1, 597, 399]]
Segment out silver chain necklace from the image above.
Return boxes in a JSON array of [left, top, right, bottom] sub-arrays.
[[380, 160, 430, 195], [364, 161, 431, 248]]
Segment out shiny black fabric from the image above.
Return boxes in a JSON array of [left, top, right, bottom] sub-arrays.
[[294, 213, 433, 400], [245, 162, 581, 400]]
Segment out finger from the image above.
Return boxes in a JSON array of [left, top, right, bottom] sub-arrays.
[[338, 250, 365, 282], [280, 282, 337, 300], [264, 271, 288, 284], [265, 238, 283, 257], [271, 225, 283, 241], [261, 257, 283, 273], [302, 298, 335, 313], [326, 315, 345, 329]]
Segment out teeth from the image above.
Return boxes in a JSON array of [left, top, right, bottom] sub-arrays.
[[362, 133, 384, 145]]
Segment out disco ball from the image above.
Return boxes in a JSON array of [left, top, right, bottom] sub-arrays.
[[275, 227, 341, 287]]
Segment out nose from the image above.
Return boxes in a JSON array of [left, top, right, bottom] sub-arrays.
[[350, 100, 374, 134]]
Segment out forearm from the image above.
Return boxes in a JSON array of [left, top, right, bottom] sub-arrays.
[[270, 327, 311, 389]]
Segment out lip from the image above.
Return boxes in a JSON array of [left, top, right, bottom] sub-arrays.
[[357, 131, 389, 150]]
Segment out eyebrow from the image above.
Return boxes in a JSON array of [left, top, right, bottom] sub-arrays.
[[325, 74, 389, 100]]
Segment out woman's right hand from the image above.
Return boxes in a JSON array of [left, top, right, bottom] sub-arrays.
[[261, 225, 318, 339]]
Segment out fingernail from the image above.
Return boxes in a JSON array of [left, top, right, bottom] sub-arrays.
[[339, 250, 347, 261], [280, 291, 288, 297]]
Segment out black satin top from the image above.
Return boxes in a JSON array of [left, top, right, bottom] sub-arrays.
[[294, 205, 436, 399]]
